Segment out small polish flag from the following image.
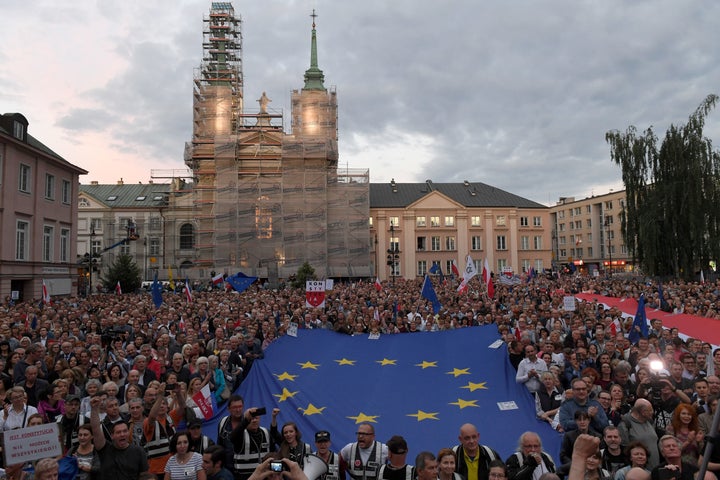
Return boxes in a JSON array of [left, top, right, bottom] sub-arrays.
[[184, 279, 193, 304], [451, 260, 460, 278], [192, 384, 214, 420], [42, 280, 51, 305], [212, 273, 224, 286], [178, 316, 186, 332], [115, 281, 122, 295], [374, 277, 382, 292]]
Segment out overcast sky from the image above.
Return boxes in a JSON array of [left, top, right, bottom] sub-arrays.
[[2, 0, 719, 205]]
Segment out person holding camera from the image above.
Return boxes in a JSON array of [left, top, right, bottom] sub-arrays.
[[246, 455, 309, 480], [229, 406, 274, 480], [636, 375, 691, 434]]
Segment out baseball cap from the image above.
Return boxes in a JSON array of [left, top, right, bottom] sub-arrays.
[[66, 394, 82, 403], [188, 418, 203, 428], [315, 431, 331, 442]]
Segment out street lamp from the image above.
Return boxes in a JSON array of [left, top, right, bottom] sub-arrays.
[[386, 222, 400, 284]]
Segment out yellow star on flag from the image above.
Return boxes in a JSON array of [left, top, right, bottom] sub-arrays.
[[461, 381, 488, 392], [449, 398, 480, 409], [415, 361, 438, 369], [273, 388, 299, 402], [335, 358, 356, 366], [376, 358, 397, 366], [347, 412, 380, 423], [407, 410, 439, 421], [274, 372, 298, 381], [298, 403, 326, 416], [446, 368, 471, 377], [298, 361, 320, 370]]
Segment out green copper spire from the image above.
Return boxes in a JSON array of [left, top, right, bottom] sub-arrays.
[[303, 9, 326, 91]]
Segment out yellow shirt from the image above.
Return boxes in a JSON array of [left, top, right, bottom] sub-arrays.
[[464, 450, 480, 480]]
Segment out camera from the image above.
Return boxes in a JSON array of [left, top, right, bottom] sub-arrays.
[[252, 407, 267, 417], [270, 462, 285, 472]]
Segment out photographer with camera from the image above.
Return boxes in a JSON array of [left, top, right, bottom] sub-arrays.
[[636, 370, 691, 434], [229, 406, 274, 480]]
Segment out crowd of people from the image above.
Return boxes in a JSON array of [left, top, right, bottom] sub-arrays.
[[0, 272, 719, 480]]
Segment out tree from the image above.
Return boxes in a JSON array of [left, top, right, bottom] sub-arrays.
[[292, 262, 317, 289], [606, 94, 720, 279], [102, 253, 142, 292]]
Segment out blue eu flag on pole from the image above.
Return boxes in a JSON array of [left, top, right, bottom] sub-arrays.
[[421, 274, 442, 314], [226, 272, 258, 293], [215, 327, 561, 463], [151, 273, 163, 308], [628, 294, 649, 344]]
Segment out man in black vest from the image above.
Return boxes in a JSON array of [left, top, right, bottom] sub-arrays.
[[453, 423, 501, 480], [340, 423, 388, 480]]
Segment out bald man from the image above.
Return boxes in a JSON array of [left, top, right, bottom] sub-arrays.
[[453, 424, 501, 480]]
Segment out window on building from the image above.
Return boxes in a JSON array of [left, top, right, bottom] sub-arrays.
[[569, 222, 574, 230], [496, 235, 507, 250], [90, 218, 102, 232], [533, 216, 542, 227], [559, 223, 566, 232], [574, 207, 582, 215], [521, 236, 529, 250], [587, 247, 593, 256], [497, 258, 507, 272], [586, 205, 592, 213], [576, 247, 584, 256], [60, 228, 70, 263], [18, 164, 31, 193], [445, 236, 456, 251], [575, 221, 582, 229], [621, 245, 628, 254], [606, 216, 614, 225], [431, 236, 441, 251], [91, 240, 102, 256], [417, 237, 427, 251], [534, 236, 542, 250], [559, 236, 566, 245], [605, 201, 613, 209], [558, 211, 565, 219], [586, 219, 592, 228], [43, 226, 54, 262], [13, 121, 25, 140], [149, 238, 161, 256], [471, 216, 482, 227], [369, 216, 373, 227], [560, 249, 566, 257], [417, 261, 427, 276], [535, 260, 543, 271], [522, 259, 531, 273], [16, 220, 29, 260], [180, 223, 195, 250], [471, 236, 482, 250], [416, 216, 426, 227], [389, 217, 399, 228], [444, 216, 454, 227], [390, 237, 400, 251], [149, 217, 161, 231], [445, 260, 453, 275], [61, 180, 71, 204], [430, 216, 440, 227], [520, 216, 529, 227], [619, 199, 625, 209], [255, 202, 273, 239], [496, 215, 506, 226], [44, 174, 55, 200]]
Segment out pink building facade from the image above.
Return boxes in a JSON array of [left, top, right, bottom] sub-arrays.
[[0, 113, 87, 302]]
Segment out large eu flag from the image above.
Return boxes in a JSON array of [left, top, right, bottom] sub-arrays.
[[209, 326, 560, 461]]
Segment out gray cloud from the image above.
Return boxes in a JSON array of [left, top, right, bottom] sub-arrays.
[[2, 0, 719, 203]]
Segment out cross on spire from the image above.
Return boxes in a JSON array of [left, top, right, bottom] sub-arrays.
[[311, 9, 317, 28]]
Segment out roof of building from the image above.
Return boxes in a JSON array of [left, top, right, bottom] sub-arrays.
[[0, 113, 88, 174], [80, 183, 171, 208], [370, 180, 547, 209]]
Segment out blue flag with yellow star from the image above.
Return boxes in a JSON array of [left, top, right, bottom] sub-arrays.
[[208, 326, 560, 462]]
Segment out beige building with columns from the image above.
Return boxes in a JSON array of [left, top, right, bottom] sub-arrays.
[[370, 180, 552, 281]]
